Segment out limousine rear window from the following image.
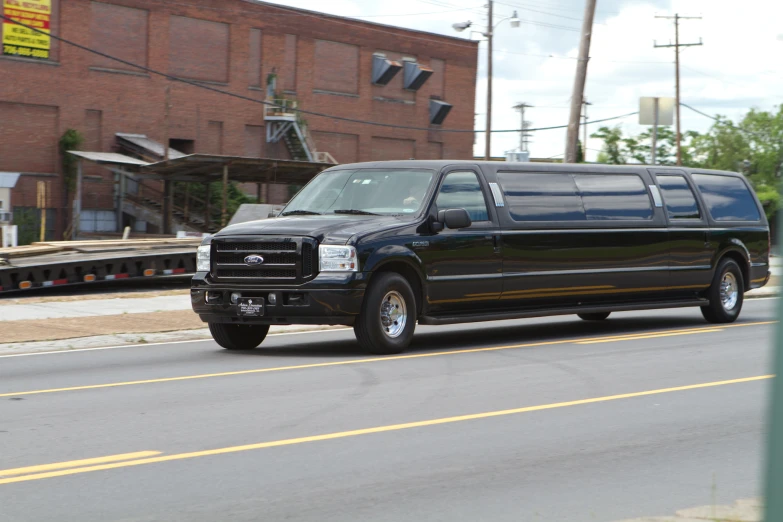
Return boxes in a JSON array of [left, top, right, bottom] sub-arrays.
[[497, 172, 653, 222], [657, 175, 701, 220], [691, 174, 761, 222]]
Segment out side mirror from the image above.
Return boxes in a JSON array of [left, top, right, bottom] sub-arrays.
[[437, 208, 472, 229], [268, 210, 280, 218]]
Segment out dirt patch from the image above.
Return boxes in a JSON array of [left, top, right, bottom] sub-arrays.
[[1, 310, 204, 343], [0, 288, 189, 306]]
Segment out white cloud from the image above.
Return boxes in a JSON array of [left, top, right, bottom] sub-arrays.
[[261, 0, 783, 161]]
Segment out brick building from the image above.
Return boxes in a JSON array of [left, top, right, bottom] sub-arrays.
[[0, 0, 478, 240]]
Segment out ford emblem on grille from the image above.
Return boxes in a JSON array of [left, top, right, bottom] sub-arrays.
[[244, 255, 265, 266]]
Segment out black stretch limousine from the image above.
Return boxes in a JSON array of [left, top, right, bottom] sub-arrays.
[[192, 161, 770, 354]]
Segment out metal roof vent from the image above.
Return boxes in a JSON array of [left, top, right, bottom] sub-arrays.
[[403, 61, 433, 91], [429, 100, 453, 125], [372, 53, 402, 86]]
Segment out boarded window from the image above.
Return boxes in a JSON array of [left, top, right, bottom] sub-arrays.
[[429, 58, 445, 98], [90, 2, 148, 71], [282, 34, 297, 92], [370, 137, 414, 161], [244, 125, 264, 157], [203, 121, 224, 155], [169, 16, 229, 83], [313, 40, 359, 95], [310, 132, 359, 164], [248, 28, 263, 87]]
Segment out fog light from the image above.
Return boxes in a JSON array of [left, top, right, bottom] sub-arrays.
[[268, 293, 277, 305], [230, 292, 241, 304]]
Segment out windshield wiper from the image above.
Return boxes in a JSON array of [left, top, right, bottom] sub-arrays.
[[332, 209, 380, 216], [281, 210, 322, 216]]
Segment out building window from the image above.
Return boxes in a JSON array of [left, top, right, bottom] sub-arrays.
[[248, 28, 263, 88]]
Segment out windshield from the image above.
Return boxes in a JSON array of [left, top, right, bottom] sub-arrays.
[[282, 169, 436, 216]]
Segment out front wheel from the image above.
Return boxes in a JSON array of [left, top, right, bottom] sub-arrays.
[[354, 272, 417, 355], [209, 323, 270, 350], [578, 312, 611, 321], [701, 258, 744, 323]]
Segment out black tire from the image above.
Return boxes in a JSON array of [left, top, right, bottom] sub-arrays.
[[209, 323, 270, 350], [701, 258, 744, 324], [578, 312, 611, 321], [354, 272, 417, 355]]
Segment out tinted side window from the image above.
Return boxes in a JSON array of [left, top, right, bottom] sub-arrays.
[[657, 175, 700, 219], [573, 174, 653, 220], [498, 173, 585, 221], [436, 171, 489, 222], [692, 174, 761, 221]]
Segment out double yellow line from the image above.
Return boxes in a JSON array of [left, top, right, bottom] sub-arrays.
[[0, 374, 773, 486], [0, 321, 775, 399]]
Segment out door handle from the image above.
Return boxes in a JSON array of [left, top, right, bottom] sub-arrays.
[[493, 234, 502, 254]]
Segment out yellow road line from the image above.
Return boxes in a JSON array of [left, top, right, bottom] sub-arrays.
[[577, 328, 724, 344], [0, 321, 775, 399], [0, 451, 161, 477], [0, 375, 773, 486]]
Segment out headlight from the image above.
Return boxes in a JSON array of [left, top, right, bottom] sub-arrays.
[[319, 245, 358, 272], [197, 245, 211, 272]]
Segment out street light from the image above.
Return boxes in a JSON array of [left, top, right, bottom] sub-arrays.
[[454, 5, 520, 160]]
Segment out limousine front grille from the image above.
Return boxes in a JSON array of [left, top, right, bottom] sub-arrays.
[[212, 237, 317, 283], [215, 252, 298, 265]]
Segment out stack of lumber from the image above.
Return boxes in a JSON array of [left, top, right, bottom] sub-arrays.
[[0, 238, 201, 259]]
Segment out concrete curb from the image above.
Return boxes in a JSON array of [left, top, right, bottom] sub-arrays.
[[0, 325, 346, 356], [1, 291, 777, 356]]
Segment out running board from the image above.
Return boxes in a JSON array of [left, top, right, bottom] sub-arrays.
[[419, 299, 710, 326]]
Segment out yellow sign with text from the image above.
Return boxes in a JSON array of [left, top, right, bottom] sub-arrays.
[[2, 0, 51, 60]]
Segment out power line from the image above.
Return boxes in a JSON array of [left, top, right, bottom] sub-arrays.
[[495, 0, 589, 22], [0, 13, 637, 134]]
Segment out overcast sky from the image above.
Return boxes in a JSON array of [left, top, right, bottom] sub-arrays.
[[262, 0, 783, 161]]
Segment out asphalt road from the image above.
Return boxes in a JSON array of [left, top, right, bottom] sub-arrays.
[[0, 299, 778, 522]]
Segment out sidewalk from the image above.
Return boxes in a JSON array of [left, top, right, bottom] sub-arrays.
[[0, 281, 778, 356], [616, 496, 763, 521]]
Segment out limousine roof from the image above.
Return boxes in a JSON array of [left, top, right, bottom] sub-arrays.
[[330, 160, 743, 178]]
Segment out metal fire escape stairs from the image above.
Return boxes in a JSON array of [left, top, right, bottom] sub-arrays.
[[264, 98, 335, 163]]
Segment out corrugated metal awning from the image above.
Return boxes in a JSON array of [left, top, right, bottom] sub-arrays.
[[0, 172, 21, 189], [67, 151, 149, 166], [116, 133, 187, 161], [137, 154, 334, 183]]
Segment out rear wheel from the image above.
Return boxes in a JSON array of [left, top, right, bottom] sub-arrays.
[[354, 272, 417, 355], [209, 323, 270, 350], [701, 258, 744, 323], [578, 312, 611, 321]]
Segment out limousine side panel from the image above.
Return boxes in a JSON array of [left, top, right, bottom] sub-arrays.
[[709, 227, 770, 290], [497, 228, 671, 306]]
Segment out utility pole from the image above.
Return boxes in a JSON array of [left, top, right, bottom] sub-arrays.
[[655, 14, 702, 166], [485, 0, 493, 161], [513, 103, 533, 153], [582, 97, 591, 160], [564, 0, 597, 163]]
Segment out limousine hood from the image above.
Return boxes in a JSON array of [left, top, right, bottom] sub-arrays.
[[213, 214, 413, 244]]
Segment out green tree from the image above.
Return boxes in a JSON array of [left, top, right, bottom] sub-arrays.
[[591, 126, 626, 164]]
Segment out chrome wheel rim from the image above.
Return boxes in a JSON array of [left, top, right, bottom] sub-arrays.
[[720, 272, 739, 311], [380, 291, 407, 338]]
